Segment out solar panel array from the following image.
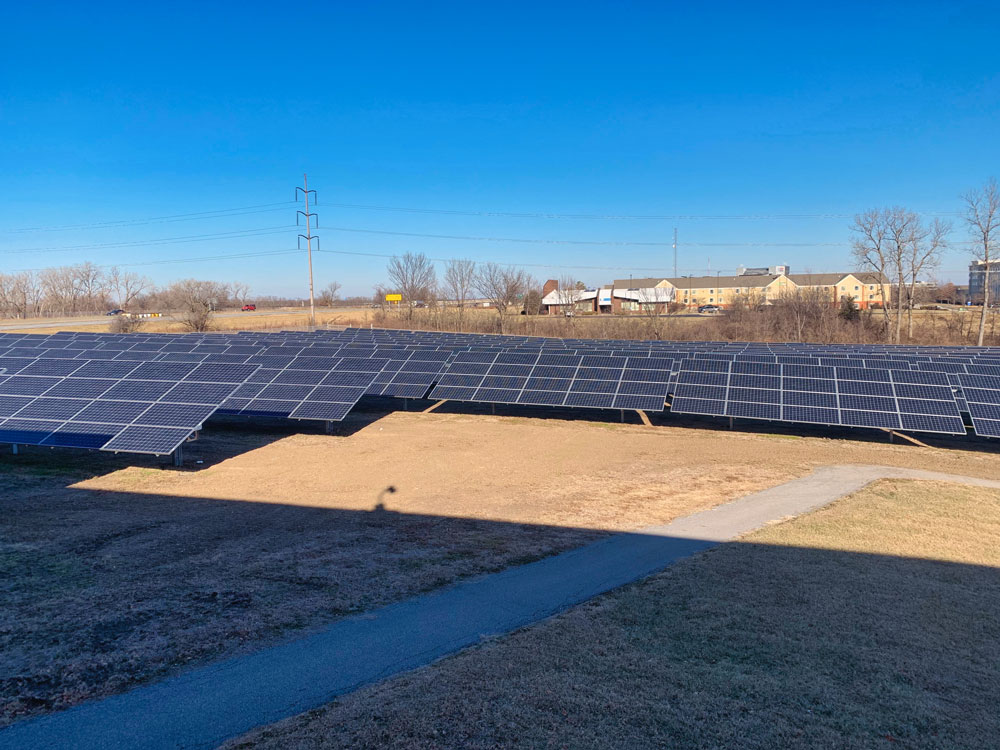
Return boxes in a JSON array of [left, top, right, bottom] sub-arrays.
[[672, 361, 966, 434], [431, 351, 673, 411], [2, 327, 1000, 456]]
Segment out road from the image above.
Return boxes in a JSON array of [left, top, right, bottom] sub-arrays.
[[0, 309, 303, 332]]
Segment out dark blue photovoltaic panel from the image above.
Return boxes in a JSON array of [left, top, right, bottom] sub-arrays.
[[44, 379, 117, 398], [240, 399, 299, 417], [102, 426, 193, 455], [128, 362, 201, 381], [134, 403, 216, 428], [257, 383, 316, 401], [0, 396, 34, 417], [0, 376, 63, 396], [102, 380, 176, 401], [0, 329, 995, 453], [18, 360, 87, 377], [0, 418, 60, 444], [957, 374, 1000, 438], [41, 422, 122, 449], [670, 397, 726, 415], [288, 401, 355, 421], [14, 398, 91, 421], [160, 382, 239, 404], [75, 400, 155, 424]]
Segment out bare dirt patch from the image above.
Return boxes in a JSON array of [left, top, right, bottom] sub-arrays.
[[225, 479, 1000, 750], [2, 412, 999, 729]]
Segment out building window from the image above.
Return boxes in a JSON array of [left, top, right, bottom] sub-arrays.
[[709, 289, 714, 294], [621, 300, 639, 311], [855, 286, 859, 291]]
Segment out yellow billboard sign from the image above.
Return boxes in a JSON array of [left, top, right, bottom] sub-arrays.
[[385, 293, 402, 302]]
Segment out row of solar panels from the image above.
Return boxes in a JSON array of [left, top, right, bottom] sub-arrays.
[[7, 326, 1000, 356], [3, 329, 1000, 455]]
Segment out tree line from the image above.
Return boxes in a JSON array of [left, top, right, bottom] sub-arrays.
[[851, 177, 999, 345], [375, 254, 537, 333]]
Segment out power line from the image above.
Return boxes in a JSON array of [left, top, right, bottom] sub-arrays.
[[316, 247, 745, 275], [15, 248, 304, 273], [320, 225, 906, 248], [323, 201, 962, 221], [2, 202, 297, 234], [0, 226, 298, 255]]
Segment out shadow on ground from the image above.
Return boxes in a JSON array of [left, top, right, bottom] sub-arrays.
[[0, 466, 998, 749]]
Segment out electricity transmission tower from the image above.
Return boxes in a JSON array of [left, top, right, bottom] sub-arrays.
[[295, 174, 319, 328]]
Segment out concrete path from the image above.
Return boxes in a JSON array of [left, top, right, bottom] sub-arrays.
[[4, 465, 999, 750]]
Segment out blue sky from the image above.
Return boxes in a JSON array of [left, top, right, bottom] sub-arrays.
[[2, 1, 998, 296]]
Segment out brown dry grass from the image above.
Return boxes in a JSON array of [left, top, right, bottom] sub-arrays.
[[0, 308, 376, 335], [225, 478, 1000, 750], [3, 412, 1000, 731]]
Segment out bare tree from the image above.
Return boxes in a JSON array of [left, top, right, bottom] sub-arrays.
[[106, 266, 152, 310], [74, 262, 107, 312], [443, 259, 476, 330], [475, 262, 531, 333], [852, 209, 895, 338], [317, 281, 342, 307], [230, 282, 252, 307], [555, 275, 580, 316], [852, 207, 945, 343], [905, 218, 948, 338], [387, 253, 436, 319], [962, 178, 1000, 346], [166, 279, 228, 332]]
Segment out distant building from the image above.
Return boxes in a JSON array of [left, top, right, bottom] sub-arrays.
[[541, 283, 675, 315], [541, 271, 889, 315], [969, 260, 1000, 303], [610, 271, 889, 310]]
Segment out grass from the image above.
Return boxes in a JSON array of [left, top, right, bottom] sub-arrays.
[[225, 479, 1000, 750]]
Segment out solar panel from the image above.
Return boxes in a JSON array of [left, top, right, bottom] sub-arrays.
[[671, 360, 966, 435], [957, 374, 1000, 438]]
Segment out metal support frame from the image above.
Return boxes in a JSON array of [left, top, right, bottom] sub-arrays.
[[172, 446, 184, 467], [11, 443, 18, 455], [423, 400, 448, 413], [636, 409, 652, 427], [881, 428, 929, 448]]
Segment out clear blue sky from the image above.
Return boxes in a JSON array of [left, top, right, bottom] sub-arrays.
[[2, 1, 998, 296]]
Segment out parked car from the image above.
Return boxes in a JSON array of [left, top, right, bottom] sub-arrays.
[[698, 304, 721, 314], [105, 309, 124, 316], [241, 304, 256, 311]]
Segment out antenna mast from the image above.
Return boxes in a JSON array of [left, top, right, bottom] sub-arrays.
[[672, 227, 677, 278]]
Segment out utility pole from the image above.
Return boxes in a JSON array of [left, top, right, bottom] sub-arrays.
[[672, 227, 678, 278], [295, 174, 318, 328]]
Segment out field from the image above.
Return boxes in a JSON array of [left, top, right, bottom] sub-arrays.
[[0, 308, 378, 336], [224, 478, 1000, 750], [3, 304, 996, 346], [3, 406, 1000, 733]]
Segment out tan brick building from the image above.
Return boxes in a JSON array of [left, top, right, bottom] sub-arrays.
[[610, 272, 890, 310]]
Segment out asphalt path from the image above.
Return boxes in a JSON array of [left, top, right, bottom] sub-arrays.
[[3, 465, 999, 749]]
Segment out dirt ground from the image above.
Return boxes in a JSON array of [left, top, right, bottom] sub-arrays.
[[224, 478, 1000, 750], [3, 409, 1000, 728]]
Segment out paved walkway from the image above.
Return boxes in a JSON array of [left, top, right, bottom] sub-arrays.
[[4, 465, 999, 750]]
